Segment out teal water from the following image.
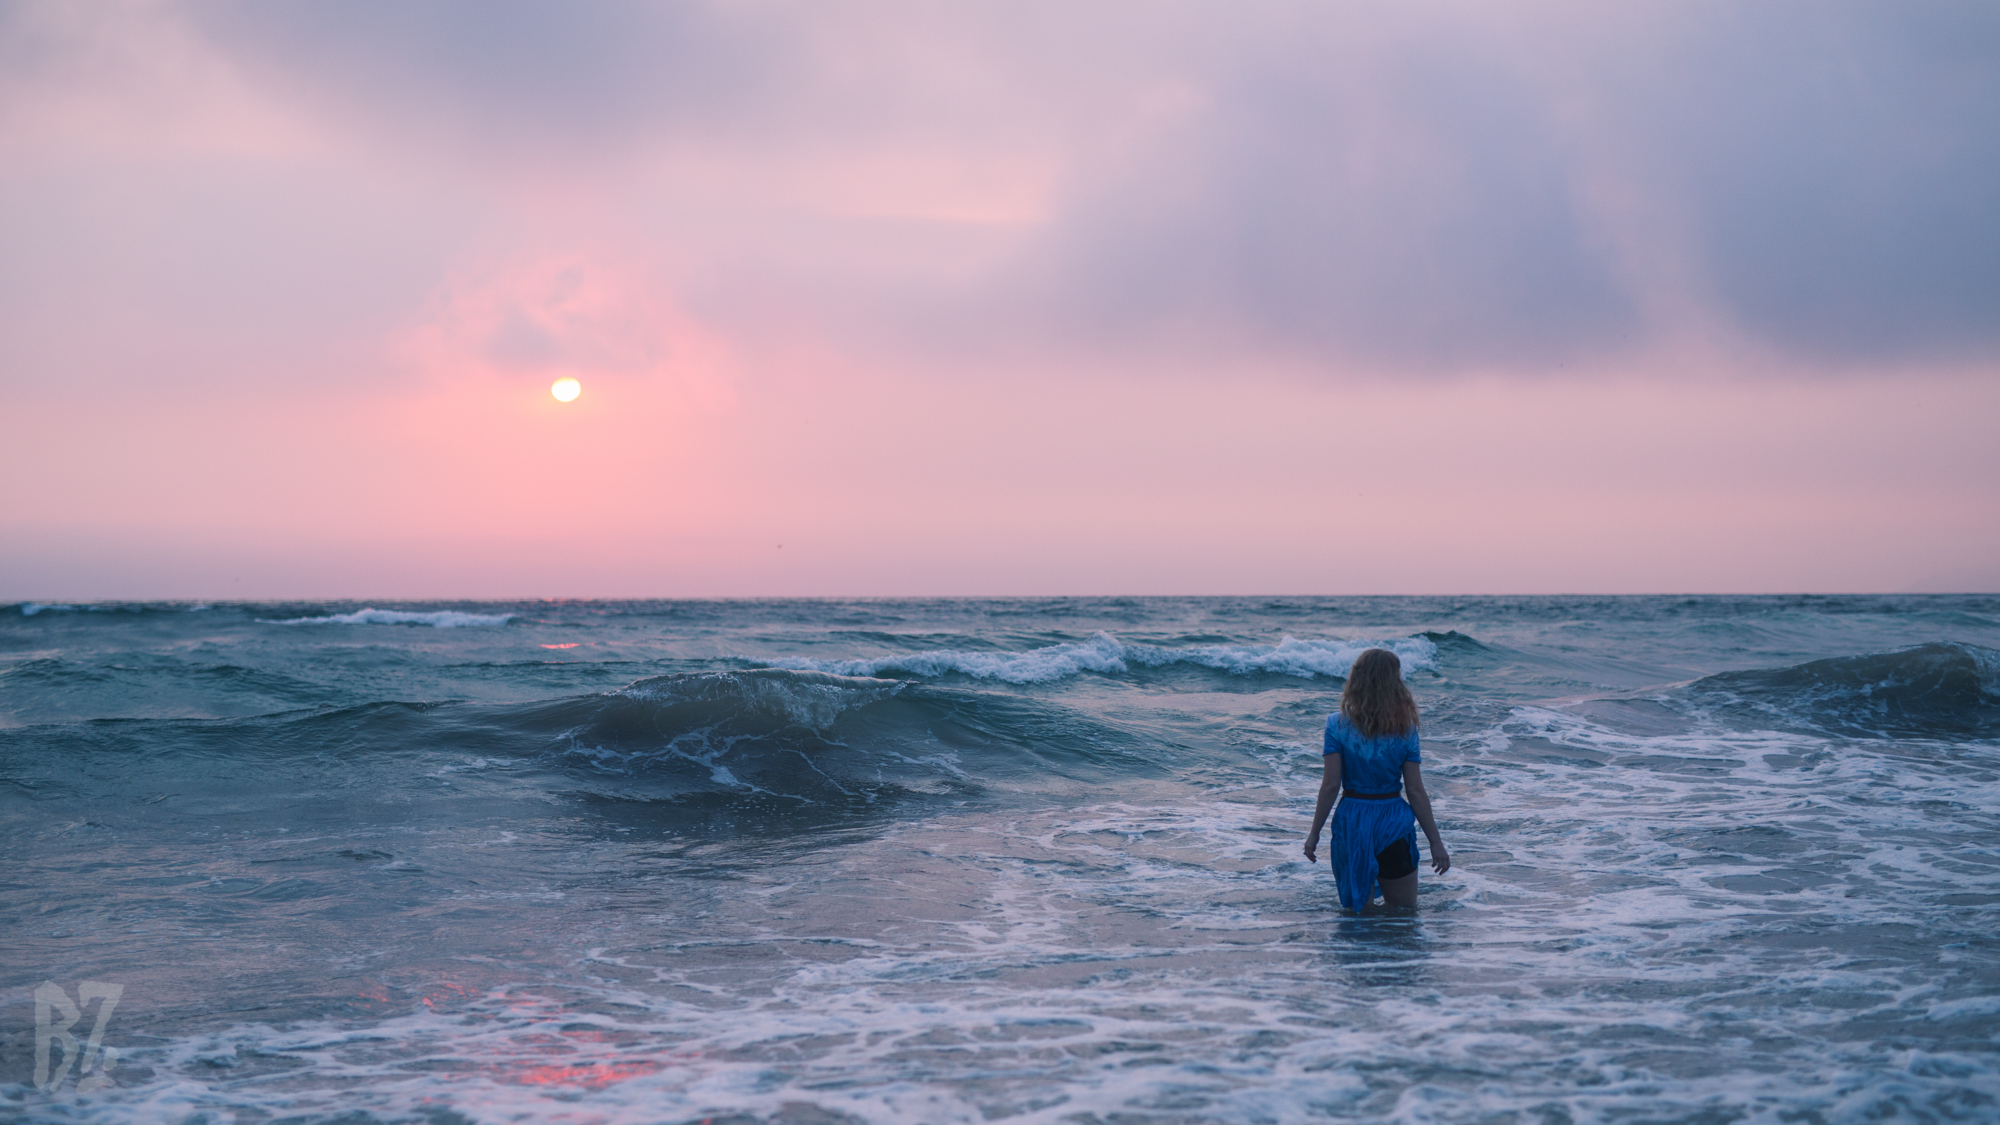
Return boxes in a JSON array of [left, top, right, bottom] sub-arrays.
[[3, 596, 1998, 1123]]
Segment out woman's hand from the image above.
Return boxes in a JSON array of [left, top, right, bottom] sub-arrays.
[[1305, 755, 1340, 865], [1404, 762, 1449, 877]]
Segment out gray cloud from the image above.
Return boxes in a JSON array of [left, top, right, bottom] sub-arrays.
[[1641, 1, 2000, 361], [998, 29, 1642, 367], [182, 0, 790, 158], [983, 3, 2000, 368], [38, 2, 2000, 372]]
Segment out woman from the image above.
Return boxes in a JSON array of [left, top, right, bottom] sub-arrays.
[[1303, 648, 1449, 911]]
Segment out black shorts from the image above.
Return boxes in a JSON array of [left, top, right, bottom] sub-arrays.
[[1376, 835, 1417, 880]]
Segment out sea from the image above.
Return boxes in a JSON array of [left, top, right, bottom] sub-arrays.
[[3, 595, 1997, 1124]]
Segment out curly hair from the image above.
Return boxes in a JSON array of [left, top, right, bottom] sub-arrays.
[[1340, 647, 1419, 739]]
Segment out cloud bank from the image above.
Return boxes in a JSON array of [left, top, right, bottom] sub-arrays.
[[3, 1, 1996, 596], [123, 0, 2000, 371]]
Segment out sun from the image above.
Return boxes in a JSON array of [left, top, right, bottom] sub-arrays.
[[550, 377, 581, 402]]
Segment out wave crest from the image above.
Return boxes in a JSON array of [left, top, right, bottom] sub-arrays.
[[618, 669, 904, 730], [1687, 641, 2000, 738], [261, 608, 514, 628], [763, 632, 1438, 684]]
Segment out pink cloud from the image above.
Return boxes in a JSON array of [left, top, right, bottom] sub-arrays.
[[402, 252, 736, 410], [2, 3, 1997, 596]]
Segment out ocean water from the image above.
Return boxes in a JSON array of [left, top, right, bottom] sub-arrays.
[[3, 595, 1997, 1124]]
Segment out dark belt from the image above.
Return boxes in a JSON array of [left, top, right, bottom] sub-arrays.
[[1343, 790, 1400, 800]]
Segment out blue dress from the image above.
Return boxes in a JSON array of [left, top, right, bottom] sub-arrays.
[[1323, 712, 1420, 911]]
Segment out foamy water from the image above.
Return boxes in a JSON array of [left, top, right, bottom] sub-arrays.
[[3, 597, 1996, 1123]]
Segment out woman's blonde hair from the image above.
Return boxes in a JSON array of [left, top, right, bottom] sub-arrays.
[[1341, 648, 1419, 738]]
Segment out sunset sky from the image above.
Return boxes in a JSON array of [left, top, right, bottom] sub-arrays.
[[4, 1, 1997, 598]]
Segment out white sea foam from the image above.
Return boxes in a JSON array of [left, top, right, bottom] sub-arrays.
[[766, 631, 1437, 684], [78, 773, 2000, 1125], [28, 699, 2000, 1125], [15, 603, 155, 615], [260, 608, 514, 628]]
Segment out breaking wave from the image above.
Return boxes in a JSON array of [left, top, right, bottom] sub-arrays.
[[532, 669, 1142, 811], [1685, 641, 2000, 738], [616, 668, 906, 731], [261, 608, 515, 628], [762, 631, 1438, 684], [112, 668, 1146, 828], [11, 602, 221, 617]]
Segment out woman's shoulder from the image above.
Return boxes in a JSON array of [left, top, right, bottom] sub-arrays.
[[1329, 713, 1418, 750]]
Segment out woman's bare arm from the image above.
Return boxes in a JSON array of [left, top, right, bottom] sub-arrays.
[[1402, 761, 1450, 875], [1303, 754, 1342, 862]]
